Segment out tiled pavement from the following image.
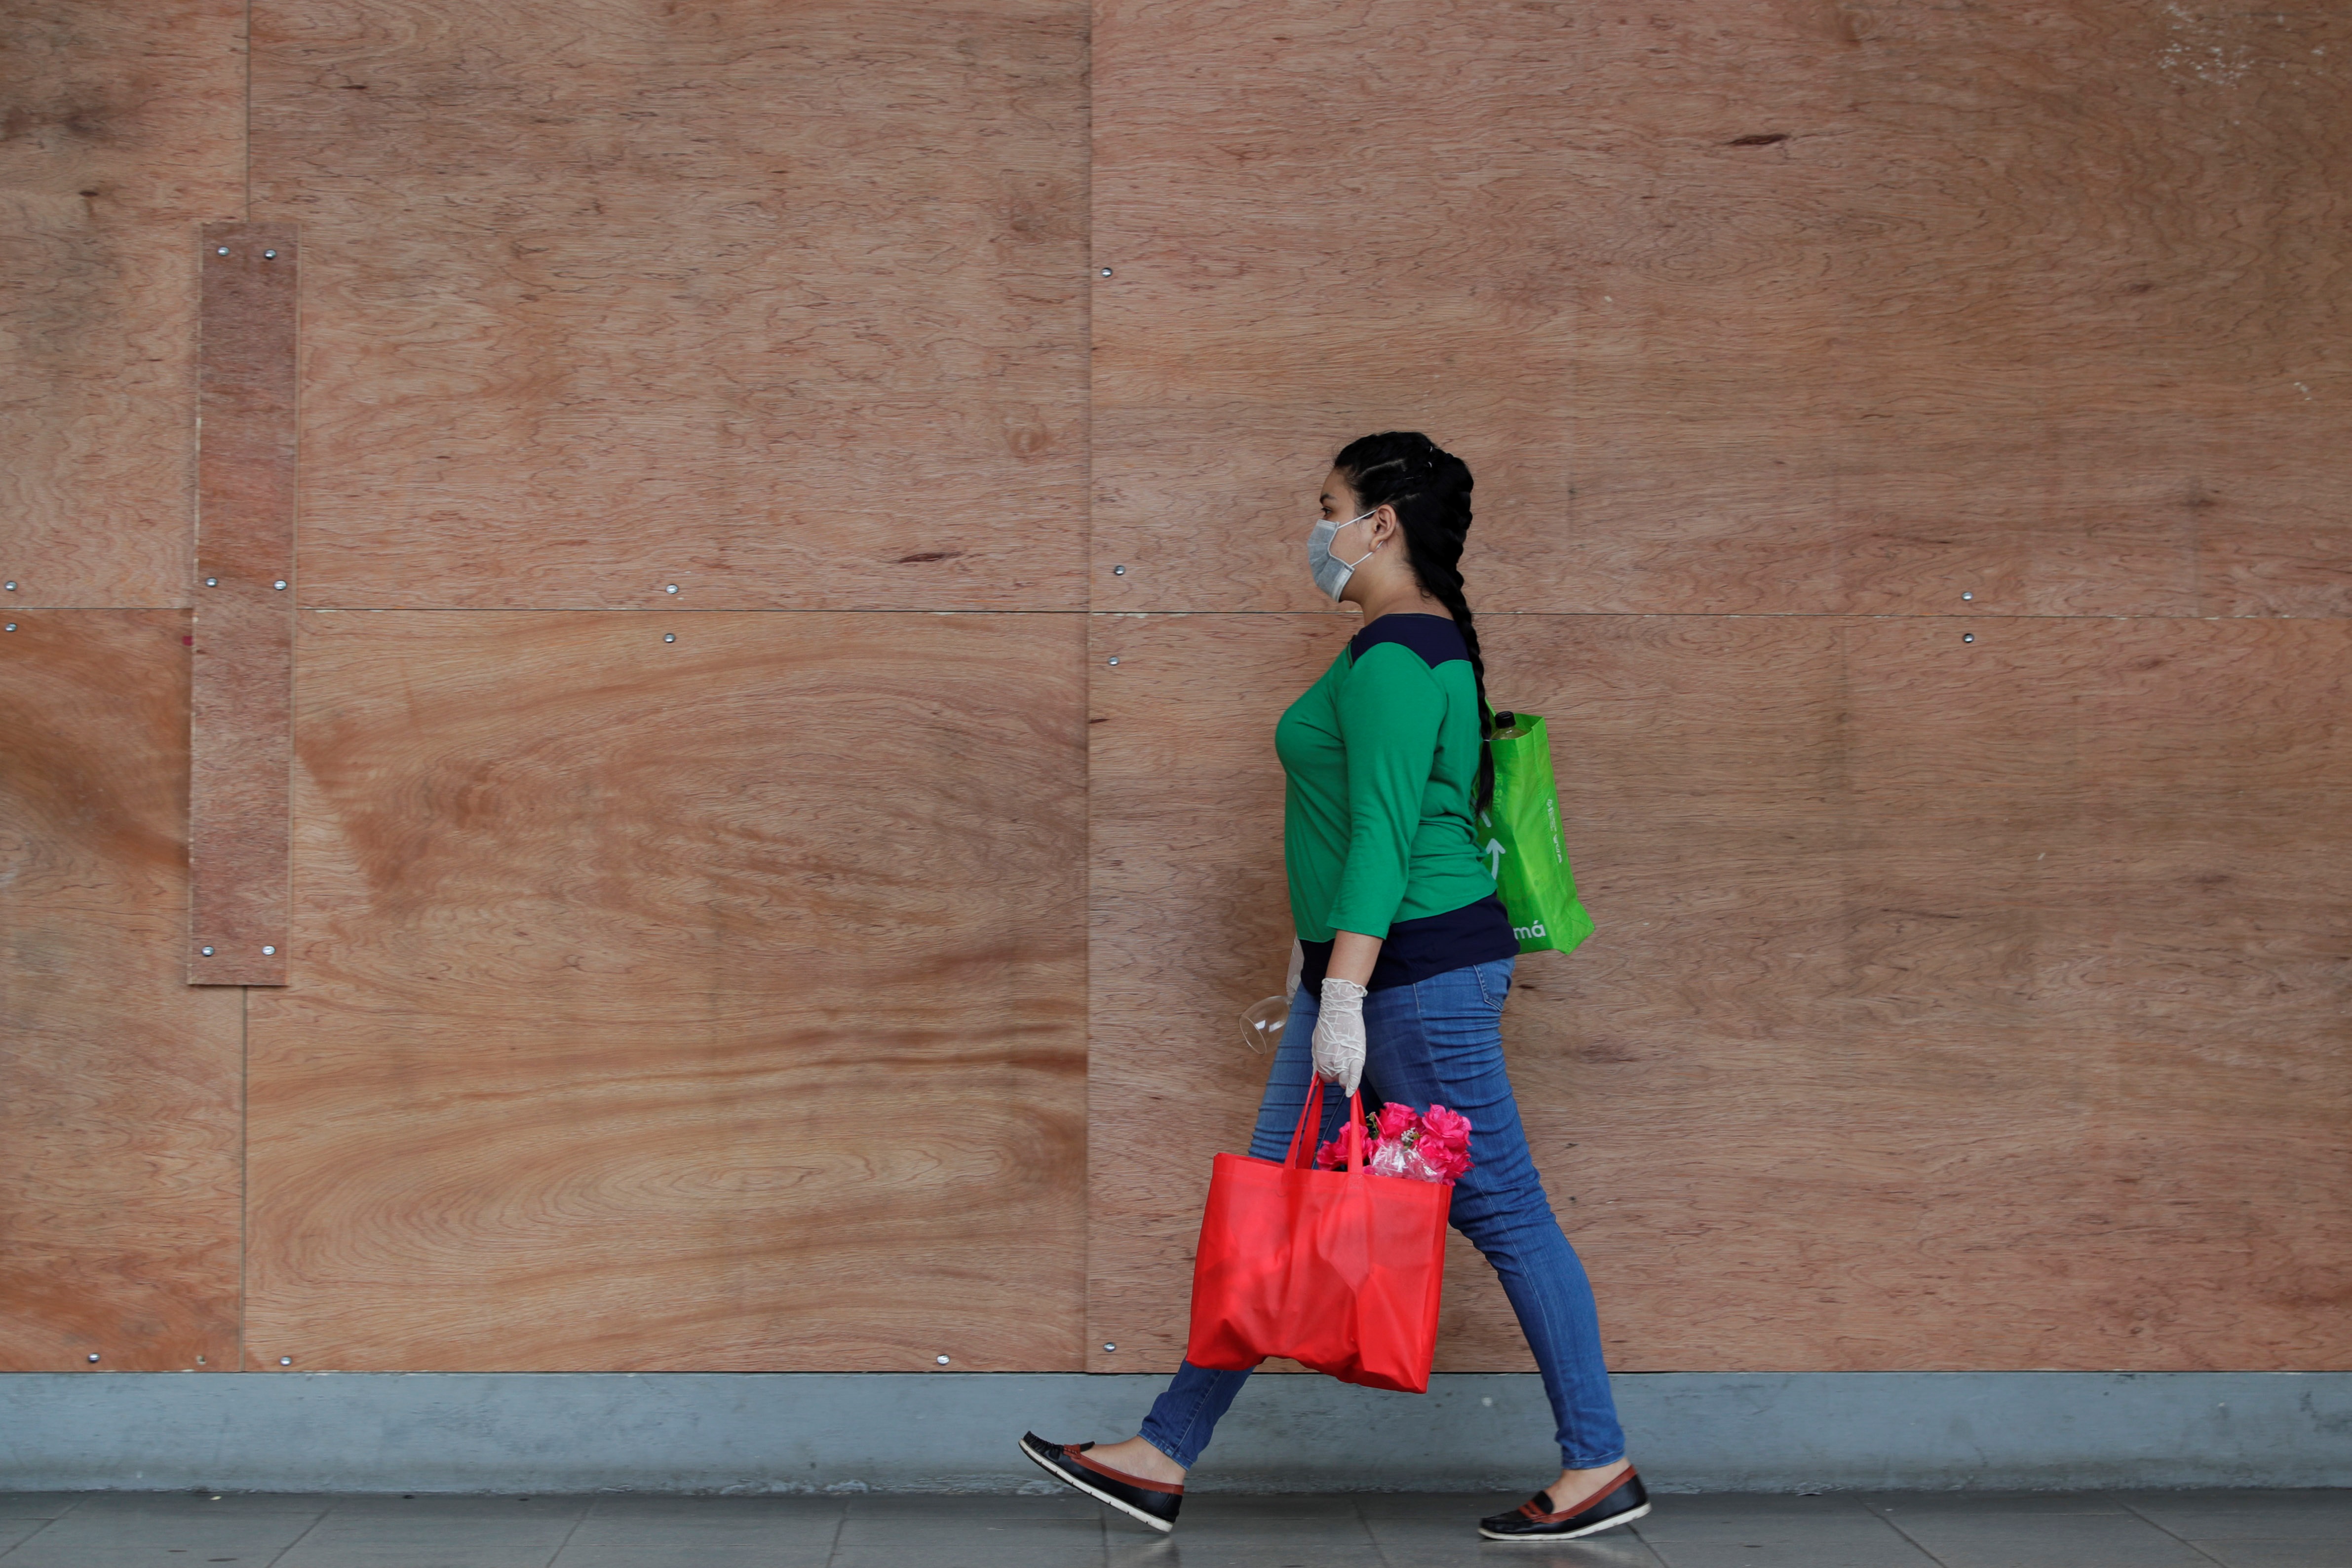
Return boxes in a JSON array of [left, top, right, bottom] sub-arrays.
[[0, 1488, 2343, 1567]]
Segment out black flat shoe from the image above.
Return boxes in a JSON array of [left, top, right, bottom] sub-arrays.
[[1017, 1431, 1183, 1533], [1478, 1464, 1650, 1541]]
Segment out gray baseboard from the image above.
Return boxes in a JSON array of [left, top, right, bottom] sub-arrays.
[[2, 1371, 2346, 1494]]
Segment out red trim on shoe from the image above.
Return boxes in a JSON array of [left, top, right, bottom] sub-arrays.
[[1069, 1447, 1185, 1496], [1520, 1465, 1637, 1523]]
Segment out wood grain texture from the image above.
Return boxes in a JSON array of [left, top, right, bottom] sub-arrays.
[[245, 610, 1086, 1370], [190, 224, 299, 985], [249, 0, 1088, 611], [0, 1, 247, 608], [0, 611, 244, 1371], [1091, 0, 2352, 618], [1088, 612, 2352, 1373]]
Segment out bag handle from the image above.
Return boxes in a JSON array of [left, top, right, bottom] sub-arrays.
[[1286, 1079, 1365, 1171]]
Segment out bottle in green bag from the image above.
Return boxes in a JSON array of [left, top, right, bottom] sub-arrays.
[[1476, 712, 1594, 956]]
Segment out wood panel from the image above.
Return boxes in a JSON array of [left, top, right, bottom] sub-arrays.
[[245, 610, 1087, 1370], [190, 224, 299, 985], [1087, 612, 2352, 1372], [0, 611, 244, 1371], [0, 1, 247, 608], [248, 0, 1088, 612], [1091, 0, 2352, 618]]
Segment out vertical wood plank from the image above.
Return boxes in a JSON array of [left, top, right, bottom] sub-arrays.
[[190, 223, 297, 985], [0, 611, 244, 1371], [0, 0, 247, 608]]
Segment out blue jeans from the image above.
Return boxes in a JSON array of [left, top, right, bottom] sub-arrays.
[[1138, 957, 1626, 1472]]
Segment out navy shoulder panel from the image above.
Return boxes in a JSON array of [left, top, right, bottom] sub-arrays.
[[1349, 613, 1468, 670]]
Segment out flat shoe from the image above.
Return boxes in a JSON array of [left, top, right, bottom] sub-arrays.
[[1478, 1465, 1650, 1541], [1017, 1431, 1183, 1533]]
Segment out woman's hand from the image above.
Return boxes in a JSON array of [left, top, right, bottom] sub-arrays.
[[1312, 977, 1368, 1095]]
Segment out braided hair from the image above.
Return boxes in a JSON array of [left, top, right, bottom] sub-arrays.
[[1332, 431, 1496, 815]]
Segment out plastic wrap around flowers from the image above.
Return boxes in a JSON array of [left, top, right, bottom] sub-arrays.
[[1315, 1102, 1474, 1183]]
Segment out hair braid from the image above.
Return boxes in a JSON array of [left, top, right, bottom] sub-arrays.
[[1332, 431, 1497, 816]]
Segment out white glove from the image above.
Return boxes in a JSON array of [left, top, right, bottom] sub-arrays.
[[1311, 977, 1368, 1096], [1284, 939, 1304, 1000]]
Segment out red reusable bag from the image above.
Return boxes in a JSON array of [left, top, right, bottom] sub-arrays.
[[1184, 1081, 1454, 1393]]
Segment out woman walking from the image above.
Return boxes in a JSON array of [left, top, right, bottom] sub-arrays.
[[1020, 432, 1645, 1542]]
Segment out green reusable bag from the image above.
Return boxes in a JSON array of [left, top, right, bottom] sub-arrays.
[[1477, 712, 1594, 956]]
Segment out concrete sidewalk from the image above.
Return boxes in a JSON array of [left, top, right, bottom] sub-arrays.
[[1, 1488, 2345, 1567]]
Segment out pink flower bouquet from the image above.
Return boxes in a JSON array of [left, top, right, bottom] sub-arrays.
[[1315, 1102, 1474, 1183]]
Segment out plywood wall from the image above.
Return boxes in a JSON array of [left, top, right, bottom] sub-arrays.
[[3, 0, 2345, 1379], [0, 1, 250, 1371], [1086, 0, 2351, 1375]]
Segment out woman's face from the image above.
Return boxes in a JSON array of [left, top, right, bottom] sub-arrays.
[[1315, 466, 1402, 606]]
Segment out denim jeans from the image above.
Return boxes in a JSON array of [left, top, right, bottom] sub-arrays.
[[1138, 956, 1626, 1472]]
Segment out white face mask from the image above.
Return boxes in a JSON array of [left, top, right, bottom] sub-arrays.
[[1307, 511, 1378, 600]]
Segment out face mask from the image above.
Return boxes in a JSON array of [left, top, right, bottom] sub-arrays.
[[1307, 511, 1378, 600]]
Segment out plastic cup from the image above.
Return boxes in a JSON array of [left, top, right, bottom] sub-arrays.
[[1238, 994, 1290, 1055]]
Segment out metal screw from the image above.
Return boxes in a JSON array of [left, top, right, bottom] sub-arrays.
[[1961, 591, 1973, 601], [1112, 565, 1126, 575], [196, 1355, 206, 1365], [216, 246, 229, 256], [1963, 633, 1975, 643], [1103, 1343, 1117, 1352], [200, 946, 214, 956], [935, 1355, 951, 1365], [664, 583, 679, 594], [262, 945, 275, 956], [273, 580, 287, 590], [264, 249, 277, 259], [1106, 657, 1118, 666], [3, 581, 14, 590], [1098, 266, 1113, 277], [3, 625, 13, 633], [279, 1357, 293, 1366], [204, 577, 218, 586], [663, 632, 676, 643], [87, 1353, 100, 1363]]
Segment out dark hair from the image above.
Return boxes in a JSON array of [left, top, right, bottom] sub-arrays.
[[1332, 431, 1495, 816]]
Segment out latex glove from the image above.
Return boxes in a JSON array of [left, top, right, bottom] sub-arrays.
[[1311, 977, 1368, 1097], [1284, 939, 1304, 1000]]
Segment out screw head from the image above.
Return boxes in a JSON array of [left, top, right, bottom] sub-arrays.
[[935, 1355, 951, 1365], [1961, 591, 1974, 601], [273, 579, 288, 590], [663, 632, 676, 643], [3, 624, 13, 633], [664, 583, 679, 594], [200, 946, 215, 956], [279, 1356, 293, 1366], [204, 577, 218, 586], [216, 246, 230, 256], [1103, 1342, 1117, 1352], [87, 1352, 100, 1363], [1963, 633, 1975, 643], [3, 581, 14, 589], [1107, 657, 1119, 666], [263, 249, 277, 259], [262, 945, 275, 956], [1112, 565, 1126, 575]]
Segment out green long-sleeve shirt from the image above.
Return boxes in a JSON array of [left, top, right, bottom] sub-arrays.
[[1275, 614, 1506, 955]]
